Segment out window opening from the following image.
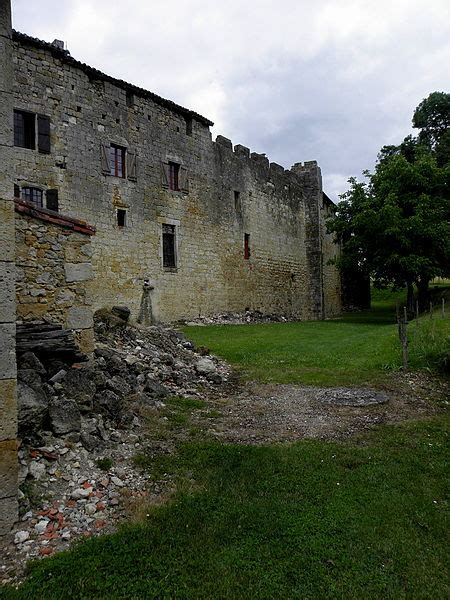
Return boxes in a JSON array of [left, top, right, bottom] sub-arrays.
[[244, 233, 250, 260], [117, 209, 126, 227], [14, 110, 35, 149], [234, 191, 241, 211], [162, 224, 176, 268], [168, 161, 180, 191], [109, 144, 126, 177], [22, 187, 43, 208], [185, 117, 193, 136]]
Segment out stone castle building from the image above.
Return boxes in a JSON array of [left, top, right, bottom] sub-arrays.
[[0, 0, 341, 536]]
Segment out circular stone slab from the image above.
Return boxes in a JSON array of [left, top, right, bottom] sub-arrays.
[[316, 388, 388, 407]]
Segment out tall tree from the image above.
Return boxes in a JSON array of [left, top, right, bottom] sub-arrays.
[[328, 150, 450, 312], [413, 91, 450, 166]]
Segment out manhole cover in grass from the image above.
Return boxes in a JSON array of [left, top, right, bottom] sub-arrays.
[[317, 388, 388, 407]]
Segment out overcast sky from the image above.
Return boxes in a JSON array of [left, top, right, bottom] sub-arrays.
[[12, 0, 450, 200]]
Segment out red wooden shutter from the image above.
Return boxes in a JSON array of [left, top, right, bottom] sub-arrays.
[[37, 115, 51, 154]]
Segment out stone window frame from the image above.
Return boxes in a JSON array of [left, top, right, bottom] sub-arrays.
[[157, 217, 180, 273], [13, 110, 51, 154], [16, 183, 59, 212], [101, 143, 137, 181], [161, 155, 189, 194]]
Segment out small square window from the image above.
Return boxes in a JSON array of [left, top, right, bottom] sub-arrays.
[[162, 224, 176, 268], [14, 110, 35, 149], [109, 144, 126, 178], [168, 162, 180, 191], [117, 209, 126, 227]]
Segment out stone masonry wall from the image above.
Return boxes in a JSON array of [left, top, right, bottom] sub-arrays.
[[15, 203, 95, 354], [0, 0, 18, 539], [10, 32, 341, 323]]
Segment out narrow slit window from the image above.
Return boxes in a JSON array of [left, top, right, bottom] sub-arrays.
[[244, 233, 250, 260], [21, 187, 43, 208], [185, 117, 193, 136], [109, 144, 126, 178], [162, 224, 176, 268], [168, 161, 180, 191], [117, 209, 126, 227], [14, 110, 35, 149], [234, 190, 241, 211]]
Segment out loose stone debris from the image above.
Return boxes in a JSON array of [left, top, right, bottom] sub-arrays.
[[180, 309, 290, 326], [316, 388, 389, 406], [1, 309, 232, 584]]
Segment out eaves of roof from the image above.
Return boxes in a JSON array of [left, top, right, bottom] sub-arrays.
[[12, 30, 214, 128]]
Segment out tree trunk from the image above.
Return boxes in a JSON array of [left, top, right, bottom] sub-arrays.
[[406, 281, 415, 317], [417, 278, 430, 312]]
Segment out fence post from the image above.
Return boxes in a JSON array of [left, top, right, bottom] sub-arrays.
[[442, 298, 445, 319], [429, 301, 433, 319], [397, 307, 409, 371]]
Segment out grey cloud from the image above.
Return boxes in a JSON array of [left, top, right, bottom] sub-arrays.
[[12, 0, 450, 201]]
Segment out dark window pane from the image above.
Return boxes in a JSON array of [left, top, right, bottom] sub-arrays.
[[117, 209, 126, 227], [168, 162, 179, 191], [14, 110, 35, 149], [162, 224, 176, 268], [46, 189, 59, 211], [22, 187, 43, 208], [110, 144, 126, 177], [244, 233, 250, 259]]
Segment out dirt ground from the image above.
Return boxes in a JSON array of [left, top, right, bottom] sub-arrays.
[[194, 372, 447, 445]]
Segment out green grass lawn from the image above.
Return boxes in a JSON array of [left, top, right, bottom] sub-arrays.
[[182, 289, 449, 386], [3, 417, 448, 599], [2, 289, 448, 599]]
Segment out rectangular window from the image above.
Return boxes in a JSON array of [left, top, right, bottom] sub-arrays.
[[14, 110, 35, 149], [234, 190, 241, 211], [185, 117, 193, 136], [244, 233, 250, 260], [21, 187, 43, 208], [162, 224, 176, 268], [109, 144, 126, 178], [117, 209, 126, 227], [168, 161, 180, 191]]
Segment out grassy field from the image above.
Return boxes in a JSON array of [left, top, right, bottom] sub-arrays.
[[182, 289, 449, 386], [3, 417, 448, 599], [2, 289, 448, 599]]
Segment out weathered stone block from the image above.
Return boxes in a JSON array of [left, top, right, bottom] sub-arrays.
[[0, 439, 18, 501], [64, 263, 93, 282], [0, 261, 15, 323], [74, 327, 95, 353], [0, 323, 16, 379], [66, 306, 93, 329], [0, 496, 18, 537], [0, 200, 15, 263], [0, 379, 16, 442]]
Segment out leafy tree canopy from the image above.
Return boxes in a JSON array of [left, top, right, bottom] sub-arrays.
[[328, 93, 450, 310]]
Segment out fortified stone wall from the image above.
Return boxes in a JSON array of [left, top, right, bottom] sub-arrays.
[[11, 33, 341, 323], [15, 201, 95, 354]]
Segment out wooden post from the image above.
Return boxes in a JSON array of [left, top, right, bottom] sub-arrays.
[[442, 298, 445, 319], [429, 301, 433, 319], [415, 300, 419, 327], [397, 312, 409, 371]]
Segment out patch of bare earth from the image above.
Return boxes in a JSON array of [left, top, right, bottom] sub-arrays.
[[197, 372, 448, 445]]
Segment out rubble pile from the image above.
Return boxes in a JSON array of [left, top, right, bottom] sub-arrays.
[[17, 309, 230, 448], [2, 310, 232, 582], [181, 309, 290, 326]]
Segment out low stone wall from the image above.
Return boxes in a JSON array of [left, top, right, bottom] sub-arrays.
[[15, 200, 96, 354]]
